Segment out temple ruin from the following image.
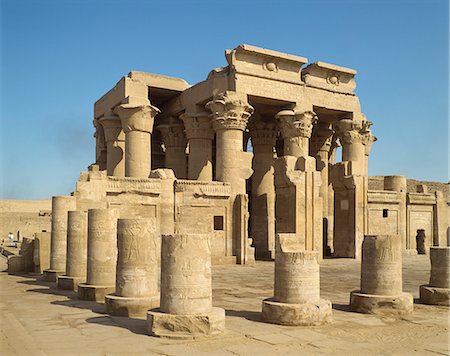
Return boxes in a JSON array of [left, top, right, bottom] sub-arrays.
[[2, 44, 449, 341]]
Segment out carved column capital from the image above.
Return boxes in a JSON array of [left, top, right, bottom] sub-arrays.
[[248, 120, 278, 146], [205, 91, 254, 131], [99, 112, 124, 143], [180, 112, 214, 140], [311, 124, 334, 153], [360, 120, 377, 155], [157, 121, 187, 149], [114, 102, 160, 134], [335, 118, 365, 145], [276, 110, 318, 139]]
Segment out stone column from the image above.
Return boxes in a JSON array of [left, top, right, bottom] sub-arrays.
[[206, 91, 254, 263], [99, 112, 125, 177], [350, 235, 413, 314], [262, 234, 332, 325], [34, 231, 50, 273], [311, 123, 334, 256], [43, 196, 76, 282], [248, 119, 277, 259], [336, 118, 366, 175], [361, 120, 377, 177], [157, 119, 187, 179], [420, 247, 450, 306], [276, 109, 317, 158], [105, 218, 160, 316], [148, 234, 225, 338], [384, 176, 408, 252], [78, 208, 118, 302], [57, 210, 88, 291], [332, 118, 369, 258], [115, 100, 160, 178], [180, 112, 214, 181], [93, 120, 107, 171]]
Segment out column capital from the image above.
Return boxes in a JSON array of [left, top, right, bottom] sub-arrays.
[[276, 110, 318, 139], [157, 122, 187, 149], [360, 120, 377, 155], [205, 91, 254, 131], [180, 112, 214, 140], [248, 120, 277, 146], [335, 118, 365, 145], [311, 124, 334, 153], [99, 112, 124, 143], [114, 101, 160, 134]]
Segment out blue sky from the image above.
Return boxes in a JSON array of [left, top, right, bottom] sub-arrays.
[[0, 0, 448, 199]]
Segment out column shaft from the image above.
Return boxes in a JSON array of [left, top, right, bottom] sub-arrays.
[[50, 196, 76, 272], [188, 138, 213, 180], [66, 210, 88, 278], [125, 130, 151, 178]]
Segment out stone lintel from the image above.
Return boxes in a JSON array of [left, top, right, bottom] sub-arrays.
[[226, 44, 308, 85], [302, 61, 357, 95], [174, 180, 231, 197], [407, 193, 437, 205], [367, 190, 401, 204]]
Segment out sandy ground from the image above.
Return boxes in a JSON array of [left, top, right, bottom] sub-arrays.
[[0, 254, 448, 356]]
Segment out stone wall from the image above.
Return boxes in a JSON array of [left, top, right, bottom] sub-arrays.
[[0, 200, 51, 241], [369, 176, 449, 197]]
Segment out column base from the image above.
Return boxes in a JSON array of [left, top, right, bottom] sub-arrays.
[[402, 249, 418, 257], [42, 269, 63, 283], [261, 298, 332, 326], [147, 307, 226, 339], [350, 291, 414, 315], [255, 250, 274, 261], [57, 275, 85, 291], [105, 294, 159, 317], [420, 285, 450, 306], [78, 283, 115, 302]]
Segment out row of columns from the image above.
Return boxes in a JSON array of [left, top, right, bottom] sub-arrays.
[[94, 92, 376, 259]]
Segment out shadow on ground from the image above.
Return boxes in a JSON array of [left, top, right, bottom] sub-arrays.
[[226, 309, 262, 322], [86, 315, 148, 335]]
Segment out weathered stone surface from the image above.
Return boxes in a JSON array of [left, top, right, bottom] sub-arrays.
[[78, 208, 118, 302], [350, 235, 413, 315], [106, 218, 160, 316], [57, 210, 87, 291], [262, 298, 332, 326], [43, 196, 76, 280], [148, 233, 225, 338], [148, 307, 226, 339], [262, 234, 331, 326], [420, 246, 450, 306], [349, 291, 413, 315]]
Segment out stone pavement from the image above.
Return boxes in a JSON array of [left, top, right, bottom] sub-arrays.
[[0, 254, 448, 355]]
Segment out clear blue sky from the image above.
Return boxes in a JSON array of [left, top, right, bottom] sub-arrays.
[[1, 0, 448, 200]]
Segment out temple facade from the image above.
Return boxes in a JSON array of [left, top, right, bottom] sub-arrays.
[[81, 44, 447, 264]]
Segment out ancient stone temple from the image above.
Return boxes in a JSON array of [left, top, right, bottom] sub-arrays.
[[87, 44, 380, 263]]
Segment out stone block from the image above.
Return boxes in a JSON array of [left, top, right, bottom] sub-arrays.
[[147, 307, 226, 339], [419, 285, 450, 306], [57, 275, 84, 291], [349, 291, 414, 315], [262, 298, 332, 326], [105, 294, 159, 317], [78, 283, 115, 302]]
